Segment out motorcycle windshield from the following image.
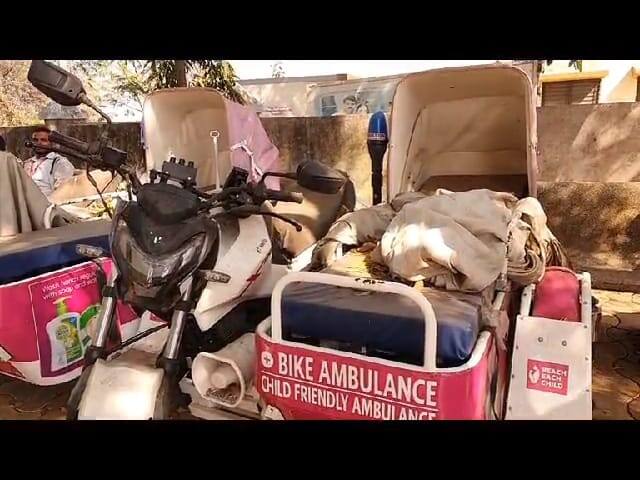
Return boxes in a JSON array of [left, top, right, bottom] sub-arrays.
[[142, 88, 282, 190]]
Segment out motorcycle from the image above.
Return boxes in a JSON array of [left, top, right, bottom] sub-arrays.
[[27, 60, 348, 419]]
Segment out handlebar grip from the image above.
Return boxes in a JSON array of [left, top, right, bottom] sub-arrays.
[[49, 130, 92, 155], [25, 141, 92, 164], [266, 189, 304, 204]]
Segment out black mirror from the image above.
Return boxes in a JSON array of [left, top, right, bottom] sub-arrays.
[[296, 160, 347, 195], [28, 60, 86, 106]]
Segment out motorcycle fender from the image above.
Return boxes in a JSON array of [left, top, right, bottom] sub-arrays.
[[193, 299, 239, 332], [195, 216, 270, 328], [77, 358, 164, 420]]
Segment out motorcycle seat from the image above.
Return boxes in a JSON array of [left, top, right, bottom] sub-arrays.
[[267, 174, 355, 265]]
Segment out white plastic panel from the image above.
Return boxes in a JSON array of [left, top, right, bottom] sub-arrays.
[[506, 315, 592, 420]]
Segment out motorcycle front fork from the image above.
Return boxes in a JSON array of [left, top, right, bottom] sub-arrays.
[[84, 274, 193, 380]]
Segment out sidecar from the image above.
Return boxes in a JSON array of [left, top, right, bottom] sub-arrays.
[[252, 64, 594, 420], [0, 220, 141, 385]]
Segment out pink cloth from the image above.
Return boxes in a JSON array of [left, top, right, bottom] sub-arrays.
[[531, 267, 581, 322], [224, 99, 281, 190]]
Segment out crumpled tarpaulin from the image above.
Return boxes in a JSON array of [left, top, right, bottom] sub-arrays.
[[0, 151, 51, 238], [506, 196, 572, 286], [314, 188, 570, 292]]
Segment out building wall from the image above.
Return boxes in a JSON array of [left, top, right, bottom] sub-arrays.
[[240, 76, 403, 118], [541, 60, 640, 103], [240, 81, 313, 117], [306, 75, 405, 117]]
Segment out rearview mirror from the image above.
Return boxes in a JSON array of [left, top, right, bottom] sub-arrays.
[[296, 160, 347, 195], [28, 60, 86, 106]]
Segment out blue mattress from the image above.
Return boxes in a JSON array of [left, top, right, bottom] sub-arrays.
[[0, 221, 112, 285], [281, 282, 483, 368]]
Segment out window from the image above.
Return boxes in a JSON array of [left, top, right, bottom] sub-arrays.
[[320, 96, 338, 116], [542, 79, 601, 106]]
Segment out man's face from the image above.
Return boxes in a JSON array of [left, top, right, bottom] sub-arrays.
[[32, 131, 50, 157], [343, 99, 356, 114]]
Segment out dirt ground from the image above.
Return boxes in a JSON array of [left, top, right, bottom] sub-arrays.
[[0, 289, 638, 420]]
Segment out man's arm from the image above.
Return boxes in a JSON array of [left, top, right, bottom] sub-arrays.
[[51, 156, 75, 189]]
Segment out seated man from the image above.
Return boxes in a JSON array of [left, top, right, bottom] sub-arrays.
[[23, 126, 74, 198]]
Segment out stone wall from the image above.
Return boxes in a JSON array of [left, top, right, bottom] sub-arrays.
[[5, 102, 640, 186], [5, 103, 640, 288], [0, 115, 376, 204], [537, 103, 640, 182]]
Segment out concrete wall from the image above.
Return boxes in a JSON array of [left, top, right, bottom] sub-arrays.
[[537, 102, 640, 182], [261, 114, 374, 205], [4, 102, 640, 189], [538, 181, 640, 291], [0, 115, 376, 205], [4, 102, 640, 288]]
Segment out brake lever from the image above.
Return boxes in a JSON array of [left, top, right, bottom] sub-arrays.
[[226, 205, 303, 232], [259, 211, 303, 232]]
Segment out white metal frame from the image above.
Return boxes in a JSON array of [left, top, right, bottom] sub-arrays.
[[506, 271, 593, 420], [43, 204, 56, 229]]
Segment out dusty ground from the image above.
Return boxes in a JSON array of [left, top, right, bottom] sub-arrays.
[[0, 289, 638, 420]]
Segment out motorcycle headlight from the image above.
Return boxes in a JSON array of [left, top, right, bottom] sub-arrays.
[[113, 221, 205, 289]]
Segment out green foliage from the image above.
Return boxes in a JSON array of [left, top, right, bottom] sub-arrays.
[[110, 60, 246, 108], [568, 60, 583, 72], [543, 60, 583, 73], [66, 60, 246, 116], [0, 61, 49, 126], [189, 60, 245, 104]]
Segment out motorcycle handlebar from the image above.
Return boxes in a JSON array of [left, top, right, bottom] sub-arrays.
[[209, 185, 303, 205], [48, 130, 93, 155], [25, 140, 137, 189], [25, 141, 92, 165]]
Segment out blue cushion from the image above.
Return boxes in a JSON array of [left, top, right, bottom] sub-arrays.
[[281, 282, 482, 368], [0, 221, 111, 285]]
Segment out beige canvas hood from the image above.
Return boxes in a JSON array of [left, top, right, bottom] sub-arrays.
[[142, 88, 281, 190], [387, 64, 537, 199]]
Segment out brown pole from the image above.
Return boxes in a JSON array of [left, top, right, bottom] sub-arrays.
[[175, 60, 187, 87]]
